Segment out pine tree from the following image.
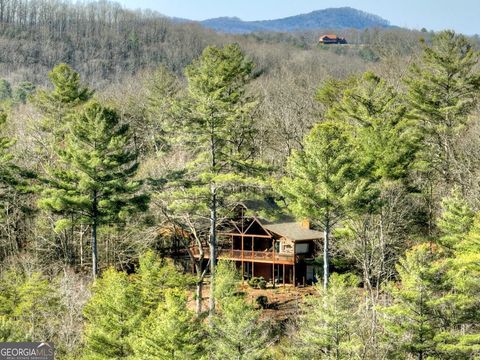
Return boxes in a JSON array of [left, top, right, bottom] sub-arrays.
[[214, 260, 241, 302], [327, 72, 419, 182], [170, 43, 264, 315], [209, 295, 271, 360], [39, 100, 149, 278], [405, 30, 480, 184], [287, 274, 361, 359], [278, 121, 378, 288], [132, 289, 204, 360], [83, 268, 142, 359], [437, 189, 474, 249], [0, 269, 61, 342], [381, 244, 446, 359], [135, 250, 194, 312], [34, 63, 93, 138], [434, 215, 480, 358], [0, 112, 18, 191], [13, 81, 36, 104]]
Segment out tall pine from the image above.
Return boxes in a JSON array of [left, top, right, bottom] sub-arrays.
[[170, 43, 264, 315], [405, 30, 480, 185], [279, 121, 378, 288], [40, 100, 149, 278]]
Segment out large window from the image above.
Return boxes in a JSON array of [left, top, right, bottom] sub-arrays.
[[295, 243, 309, 254]]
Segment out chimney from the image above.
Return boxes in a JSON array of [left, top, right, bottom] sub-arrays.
[[301, 219, 310, 229]]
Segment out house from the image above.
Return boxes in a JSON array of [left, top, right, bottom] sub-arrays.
[[191, 202, 323, 286], [319, 34, 347, 44]]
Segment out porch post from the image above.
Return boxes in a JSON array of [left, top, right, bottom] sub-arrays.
[[293, 243, 296, 287], [251, 236, 255, 277], [272, 238, 275, 288], [241, 234, 244, 284], [283, 264, 286, 287]]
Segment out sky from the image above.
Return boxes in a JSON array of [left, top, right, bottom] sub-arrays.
[[116, 0, 480, 35]]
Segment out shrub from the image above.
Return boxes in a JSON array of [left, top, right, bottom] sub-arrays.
[[255, 295, 269, 309]]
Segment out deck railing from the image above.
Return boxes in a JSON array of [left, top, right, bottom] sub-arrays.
[[190, 247, 295, 264]]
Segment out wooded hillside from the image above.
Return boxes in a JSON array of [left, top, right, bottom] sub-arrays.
[[1, 1, 480, 359]]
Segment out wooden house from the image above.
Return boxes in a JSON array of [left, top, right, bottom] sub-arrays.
[[319, 34, 347, 44], [191, 202, 323, 286]]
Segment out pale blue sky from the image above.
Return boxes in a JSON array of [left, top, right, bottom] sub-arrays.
[[116, 0, 480, 35]]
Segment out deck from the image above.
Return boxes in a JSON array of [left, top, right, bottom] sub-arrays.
[[191, 247, 295, 265]]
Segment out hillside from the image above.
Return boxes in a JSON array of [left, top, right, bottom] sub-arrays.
[[200, 7, 391, 34]]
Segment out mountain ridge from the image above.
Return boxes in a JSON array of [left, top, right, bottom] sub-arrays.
[[197, 7, 392, 34]]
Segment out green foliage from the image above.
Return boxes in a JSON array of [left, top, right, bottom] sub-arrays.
[[0, 269, 62, 342], [247, 276, 267, 290], [167, 43, 266, 313], [169, 43, 265, 217], [357, 46, 379, 62], [214, 260, 241, 301], [278, 120, 379, 287], [131, 289, 204, 360], [83, 268, 141, 359], [34, 64, 93, 137], [39, 100, 149, 274], [279, 120, 377, 226], [83, 252, 198, 359], [435, 216, 480, 357], [0, 79, 12, 101], [381, 244, 444, 359], [405, 30, 480, 181], [437, 189, 474, 248], [13, 82, 36, 104], [209, 295, 271, 359], [287, 273, 361, 359], [327, 71, 420, 183], [0, 112, 18, 189], [135, 250, 195, 311]]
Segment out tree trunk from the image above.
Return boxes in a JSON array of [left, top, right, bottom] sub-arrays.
[[209, 184, 217, 316], [323, 219, 330, 289], [92, 190, 98, 279], [196, 279, 203, 315]]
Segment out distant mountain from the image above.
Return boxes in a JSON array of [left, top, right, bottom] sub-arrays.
[[199, 7, 391, 34]]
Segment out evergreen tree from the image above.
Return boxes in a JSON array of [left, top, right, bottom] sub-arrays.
[[278, 121, 378, 288], [405, 30, 480, 184], [381, 244, 446, 359], [327, 72, 419, 182], [83, 268, 141, 359], [0, 112, 18, 191], [0, 269, 61, 342], [0, 79, 12, 101], [214, 260, 241, 302], [39, 101, 149, 278], [434, 215, 480, 358], [132, 289, 204, 360], [170, 43, 264, 314], [34, 63, 93, 138], [437, 189, 474, 249], [287, 274, 361, 359], [135, 250, 194, 312], [209, 295, 271, 360], [13, 82, 36, 104]]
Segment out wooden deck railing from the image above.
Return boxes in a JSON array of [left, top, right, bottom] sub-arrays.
[[190, 247, 295, 264]]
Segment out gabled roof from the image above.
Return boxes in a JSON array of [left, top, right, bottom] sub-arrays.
[[228, 200, 323, 242], [263, 222, 323, 241]]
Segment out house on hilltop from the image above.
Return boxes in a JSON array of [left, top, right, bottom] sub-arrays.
[[191, 201, 322, 286], [319, 34, 347, 44]]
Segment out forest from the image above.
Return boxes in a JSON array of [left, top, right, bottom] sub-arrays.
[[0, 1, 480, 359]]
